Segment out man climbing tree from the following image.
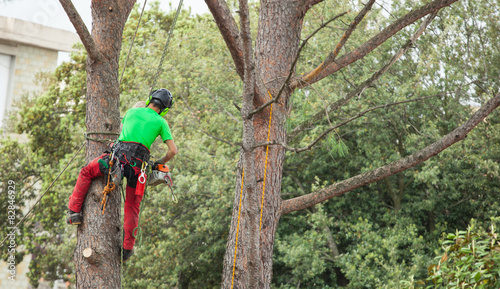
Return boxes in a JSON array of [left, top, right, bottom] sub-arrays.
[[56, 0, 500, 287], [67, 89, 178, 262]]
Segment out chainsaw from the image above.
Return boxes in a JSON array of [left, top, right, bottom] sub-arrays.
[[148, 163, 177, 203]]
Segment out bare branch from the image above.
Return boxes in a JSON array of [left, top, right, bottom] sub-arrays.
[[281, 92, 500, 215], [288, 11, 440, 140], [291, 0, 377, 88], [178, 92, 240, 147], [291, 0, 459, 89], [256, 93, 443, 151], [326, 0, 376, 67], [304, 0, 326, 12], [205, 0, 245, 79], [248, 12, 348, 118], [59, 0, 100, 60]]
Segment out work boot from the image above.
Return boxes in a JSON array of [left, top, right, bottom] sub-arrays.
[[121, 248, 134, 263], [66, 210, 83, 225]]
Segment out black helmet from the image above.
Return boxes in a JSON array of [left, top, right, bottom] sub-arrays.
[[146, 88, 173, 116]]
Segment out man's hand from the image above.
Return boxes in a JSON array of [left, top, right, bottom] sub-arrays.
[[162, 139, 178, 163], [154, 159, 164, 167]]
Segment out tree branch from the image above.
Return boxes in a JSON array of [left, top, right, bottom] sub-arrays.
[[281, 92, 500, 215], [256, 93, 442, 151], [324, 0, 376, 68], [304, 0, 326, 12], [205, 0, 245, 79], [291, 0, 458, 89], [288, 10, 440, 140], [178, 92, 240, 147], [59, 0, 100, 60], [248, 12, 348, 118]]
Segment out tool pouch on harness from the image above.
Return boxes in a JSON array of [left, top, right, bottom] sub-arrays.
[[135, 162, 147, 203], [98, 154, 122, 186], [113, 141, 150, 167], [110, 161, 122, 187]]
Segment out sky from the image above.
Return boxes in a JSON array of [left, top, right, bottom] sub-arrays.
[[0, 0, 210, 63], [0, 0, 210, 32]]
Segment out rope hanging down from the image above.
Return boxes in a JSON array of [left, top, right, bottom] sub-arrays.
[[230, 169, 245, 289], [0, 142, 85, 247], [120, 0, 149, 84], [148, 0, 184, 95], [230, 91, 274, 288]]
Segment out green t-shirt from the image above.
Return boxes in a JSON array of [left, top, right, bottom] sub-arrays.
[[118, 107, 173, 149]]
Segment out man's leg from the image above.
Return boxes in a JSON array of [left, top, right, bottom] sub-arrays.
[[68, 154, 107, 214], [123, 185, 143, 250]]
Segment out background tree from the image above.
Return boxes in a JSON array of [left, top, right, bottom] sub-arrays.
[[203, 0, 500, 287]]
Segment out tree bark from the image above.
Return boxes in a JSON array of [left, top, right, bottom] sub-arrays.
[[215, 0, 465, 287], [61, 0, 135, 288], [221, 0, 304, 287]]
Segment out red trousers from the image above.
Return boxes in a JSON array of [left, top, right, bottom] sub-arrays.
[[68, 154, 143, 250]]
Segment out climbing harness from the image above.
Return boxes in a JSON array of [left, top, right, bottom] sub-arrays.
[[100, 141, 151, 214], [231, 91, 274, 288]]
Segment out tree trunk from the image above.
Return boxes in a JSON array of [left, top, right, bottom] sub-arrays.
[[221, 0, 303, 287], [67, 1, 135, 288]]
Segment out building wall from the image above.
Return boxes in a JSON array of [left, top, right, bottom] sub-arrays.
[[0, 16, 78, 289], [12, 44, 59, 99], [0, 16, 79, 126], [0, 43, 59, 123], [0, 255, 31, 289]]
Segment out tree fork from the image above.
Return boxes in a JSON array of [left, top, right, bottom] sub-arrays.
[[61, 0, 135, 288]]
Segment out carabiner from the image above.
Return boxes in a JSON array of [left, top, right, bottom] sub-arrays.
[[138, 173, 147, 184]]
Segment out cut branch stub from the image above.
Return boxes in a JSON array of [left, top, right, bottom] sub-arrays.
[[83, 247, 101, 264]]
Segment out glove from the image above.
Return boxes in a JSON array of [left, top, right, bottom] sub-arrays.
[[154, 159, 164, 168]]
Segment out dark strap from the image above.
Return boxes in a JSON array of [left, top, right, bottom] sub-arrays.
[[114, 141, 150, 164]]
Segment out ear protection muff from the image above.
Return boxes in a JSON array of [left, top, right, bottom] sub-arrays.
[[159, 107, 169, 117], [145, 89, 173, 117], [145, 89, 158, 106]]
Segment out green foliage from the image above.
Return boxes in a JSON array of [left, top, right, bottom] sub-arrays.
[[1, 0, 499, 288], [402, 219, 500, 288]]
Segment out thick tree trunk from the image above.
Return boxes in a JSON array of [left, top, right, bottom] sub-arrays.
[[67, 1, 134, 288], [221, 0, 303, 287]]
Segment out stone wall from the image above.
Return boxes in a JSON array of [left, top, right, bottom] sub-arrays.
[[12, 43, 59, 99]]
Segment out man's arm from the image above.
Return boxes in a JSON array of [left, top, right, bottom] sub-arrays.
[[160, 139, 178, 163]]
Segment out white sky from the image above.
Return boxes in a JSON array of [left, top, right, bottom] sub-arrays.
[[0, 0, 210, 63], [0, 0, 210, 32]]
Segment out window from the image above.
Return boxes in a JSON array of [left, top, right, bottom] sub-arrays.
[[0, 53, 13, 126]]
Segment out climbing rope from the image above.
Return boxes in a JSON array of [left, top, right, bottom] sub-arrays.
[[84, 131, 120, 143], [259, 91, 273, 230], [120, 0, 148, 84], [0, 142, 85, 247], [230, 91, 274, 288], [148, 0, 184, 95], [100, 158, 117, 215], [230, 168, 245, 289]]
